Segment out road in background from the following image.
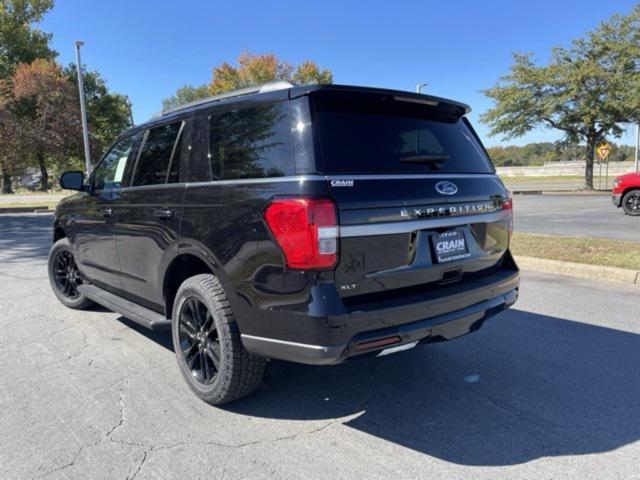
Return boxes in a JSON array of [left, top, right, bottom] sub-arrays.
[[1, 212, 639, 480], [513, 193, 639, 241]]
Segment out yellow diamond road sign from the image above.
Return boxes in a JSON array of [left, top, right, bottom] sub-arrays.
[[596, 142, 611, 161]]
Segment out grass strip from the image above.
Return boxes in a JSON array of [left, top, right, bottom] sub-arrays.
[[511, 232, 640, 270]]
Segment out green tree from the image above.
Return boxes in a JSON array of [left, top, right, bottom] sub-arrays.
[[481, 6, 640, 189], [291, 60, 333, 85], [208, 52, 332, 95], [0, 86, 29, 187], [0, 0, 56, 193], [486, 141, 635, 167], [10, 59, 80, 190], [64, 64, 131, 163], [162, 84, 209, 110], [0, 0, 55, 78]]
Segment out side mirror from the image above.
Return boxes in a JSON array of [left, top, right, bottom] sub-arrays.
[[59, 171, 85, 191]]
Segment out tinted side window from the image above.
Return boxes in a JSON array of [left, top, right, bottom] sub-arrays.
[[93, 135, 136, 191], [132, 122, 182, 186], [208, 103, 293, 180], [167, 128, 183, 184]]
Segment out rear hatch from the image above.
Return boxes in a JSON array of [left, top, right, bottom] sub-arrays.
[[309, 90, 512, 303]]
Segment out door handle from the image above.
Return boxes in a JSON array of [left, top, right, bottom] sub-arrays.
[[100, 207, 113, 217], [153, 208, 174, 219]]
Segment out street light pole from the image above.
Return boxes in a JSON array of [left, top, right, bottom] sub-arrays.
[[416, 82, 428, 93], [75, 41, 92, 175], [635, 123, 639, 173], [126, 96, 134, 126]]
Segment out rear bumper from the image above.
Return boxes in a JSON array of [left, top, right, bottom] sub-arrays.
[[612, 193, 622, 207], [241, 268, 519, 365]]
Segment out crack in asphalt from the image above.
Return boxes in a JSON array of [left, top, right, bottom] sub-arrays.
[[32, 436, 104, 480], [30, 378, 130, 480], [51, 332, 89, 365], [31, 370, 340, 480], [109, 418, 342, 480], [105, 378, 128, 440], [126, 449, 150, 480]]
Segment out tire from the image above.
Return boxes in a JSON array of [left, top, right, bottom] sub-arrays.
[[47, 238, 95, 310], [622, 189, 640, 216], [171, 274, 266, 405]]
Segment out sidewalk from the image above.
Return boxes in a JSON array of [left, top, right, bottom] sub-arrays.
[[0, 193, 68, 204], [0, 193, 68, 213]]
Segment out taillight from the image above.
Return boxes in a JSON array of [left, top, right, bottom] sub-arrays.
[[502, 190, 513, 240], [263, 197, 338, 270]]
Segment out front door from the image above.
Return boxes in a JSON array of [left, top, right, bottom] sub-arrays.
[[71, 134, 138, 292], [115, 119, 189, 312]]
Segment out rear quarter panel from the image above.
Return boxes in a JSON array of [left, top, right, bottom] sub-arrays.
[[178, 178, 332, 331]]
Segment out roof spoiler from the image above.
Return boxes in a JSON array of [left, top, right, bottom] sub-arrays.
[[290, 84, 471, 116]]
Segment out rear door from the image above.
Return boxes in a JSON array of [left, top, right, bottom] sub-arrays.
[[114, 118, 189, 311], [310, 91, 512, 299]]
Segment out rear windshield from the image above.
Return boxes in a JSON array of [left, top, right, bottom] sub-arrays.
[[312, 92, 494, 174]]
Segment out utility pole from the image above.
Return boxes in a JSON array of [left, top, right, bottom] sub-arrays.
[[126, 96, 134, 126], [75, 41, 92, 175], [635, 123, 639, 173], [416, 82, 428, 94]]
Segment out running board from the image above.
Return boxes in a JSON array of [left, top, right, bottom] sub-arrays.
[[77, 284, 171, 330]]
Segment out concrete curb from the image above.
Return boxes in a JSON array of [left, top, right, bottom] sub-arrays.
[[514, 255, 640, 287], [511, 190, 610, 196]]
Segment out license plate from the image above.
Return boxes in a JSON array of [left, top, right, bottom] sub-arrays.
[[431, 230, 469, 263]]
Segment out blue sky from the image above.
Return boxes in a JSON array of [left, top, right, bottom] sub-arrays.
[[41, 0, 638, 147]]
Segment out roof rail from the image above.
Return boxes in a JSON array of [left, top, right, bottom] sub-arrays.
[[154, 80, 295, 120]]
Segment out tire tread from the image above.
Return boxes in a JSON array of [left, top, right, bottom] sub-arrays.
[[173, 274, 266, 405]]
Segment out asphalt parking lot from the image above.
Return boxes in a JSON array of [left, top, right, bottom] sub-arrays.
[[514, 193, 640, 241], [1, 213, 639, 480]]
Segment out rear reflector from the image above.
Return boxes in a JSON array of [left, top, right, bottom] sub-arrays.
[[264, 197, 338, 270], [502, 190, 513, 240]]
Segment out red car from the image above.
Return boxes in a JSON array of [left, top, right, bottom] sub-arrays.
[[612, 172, 640, 215]]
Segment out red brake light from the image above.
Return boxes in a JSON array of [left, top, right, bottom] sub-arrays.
[[264, 197, 338, 270], [502, 190, 513, 240]]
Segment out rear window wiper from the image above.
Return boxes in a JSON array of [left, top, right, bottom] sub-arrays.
[[398, 154, 449, 164]]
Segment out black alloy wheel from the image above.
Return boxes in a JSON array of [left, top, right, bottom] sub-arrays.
[[52, 249, 82, 300], [177, 297, 221, 385], [622, 190, 640, 216], [48, 238, 94, 309]]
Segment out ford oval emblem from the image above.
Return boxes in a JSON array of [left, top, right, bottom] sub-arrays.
[[435, 181, 458, 195]]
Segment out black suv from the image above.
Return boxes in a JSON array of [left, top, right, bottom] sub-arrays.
[[49, 82, 519, 405]]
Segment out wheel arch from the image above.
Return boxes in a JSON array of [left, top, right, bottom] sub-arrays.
[[53, 223, 66, 242], [622, 186, 640, 198], [161, 245, 233, 319]]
